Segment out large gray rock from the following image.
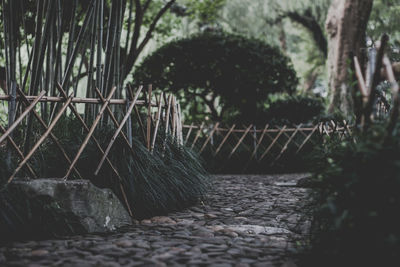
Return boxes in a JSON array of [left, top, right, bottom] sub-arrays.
[[10, 179, 132, 233]]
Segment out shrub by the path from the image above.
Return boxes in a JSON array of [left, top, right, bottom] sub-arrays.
[[300, 124, 400, 266]]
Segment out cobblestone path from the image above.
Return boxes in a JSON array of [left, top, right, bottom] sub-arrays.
[[0, 174, 312, 267]]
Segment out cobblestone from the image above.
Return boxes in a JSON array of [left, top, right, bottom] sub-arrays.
[[0, 174, 312, 267]]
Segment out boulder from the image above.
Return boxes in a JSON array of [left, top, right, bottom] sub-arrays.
[[9, 178, 132, 233]]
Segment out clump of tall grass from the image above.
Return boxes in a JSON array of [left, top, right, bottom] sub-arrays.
[[0, 116, 210, 240]]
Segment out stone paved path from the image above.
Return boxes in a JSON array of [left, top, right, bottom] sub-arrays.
[[0, 174, 312, 267]]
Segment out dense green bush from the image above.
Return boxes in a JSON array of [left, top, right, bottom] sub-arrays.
[[134, 32, 298, 123], [301, 124, 400, 266], [187, 124, 322, 174], [260, 94, 325, 125]]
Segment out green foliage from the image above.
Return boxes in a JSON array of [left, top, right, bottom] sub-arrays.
[[134, 32, 298, 123], [0, 116, 210, 239], [105, 134, 210, 219], [49, 117, 210, 219], [182, 0, 226, 26], [368, 0, 400, 64], [301, 124, 400, 266], [368, 0, 400, 43], [261, 94, 324, 125], [215, 0, 330, 91]]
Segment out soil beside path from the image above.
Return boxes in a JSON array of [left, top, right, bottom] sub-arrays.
[[0, 174, 313, 267]]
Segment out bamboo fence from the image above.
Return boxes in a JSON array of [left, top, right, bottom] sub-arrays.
[[183, 120, 352, 171], [0, 84, 184, 187]]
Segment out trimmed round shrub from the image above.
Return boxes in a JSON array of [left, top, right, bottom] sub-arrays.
[[134, 32, 298, 123]]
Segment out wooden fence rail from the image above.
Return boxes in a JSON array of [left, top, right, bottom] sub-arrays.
[[0, 85, 184, 183], [183, 121, 352, 171]]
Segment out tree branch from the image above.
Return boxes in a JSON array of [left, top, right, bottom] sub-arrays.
[[124, 0, 143, 77], [143, 0, 152, 13], [124, 0, 176, 80], [286, 10, 327, 58]]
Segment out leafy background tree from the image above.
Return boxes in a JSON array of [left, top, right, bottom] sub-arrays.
[[134, 33, 298, 124]]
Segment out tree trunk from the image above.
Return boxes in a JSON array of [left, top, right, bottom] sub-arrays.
[[326, 0, 373, 116]]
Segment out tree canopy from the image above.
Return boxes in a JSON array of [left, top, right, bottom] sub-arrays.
[[134, 33, 298, 123]]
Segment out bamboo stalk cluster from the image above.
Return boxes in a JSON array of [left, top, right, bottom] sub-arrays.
[[0, 0, 177, 164]]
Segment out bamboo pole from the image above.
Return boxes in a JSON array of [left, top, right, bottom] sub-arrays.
[[228, 124, 253, 159], [162, 94, 173, 153], [16, 88, 83, 180], [177, 102, 183, 145], [230, 130, 253, 152], [215, 128, 237, 152], [246, 127, 270, 154], [153, 95, 159, 122], [322, 124, 331, 137], [252, 125, 257, 156], [214, 124, 236, 156], [94, 86, 143, 175], [384, 56, 400, 136], [150, 93, 164, 152], [135, 105, 147, 142], [0, 91, 46, 144], [258, 126, 287, 162], [0, 94, 155, 106], [297, 127, 312, 139], [241, 124, 270, 172], [354, 56, 369, 103], [296, 125, 319, 153], [102, 0, 118, 98], [171, 97, 177, 138], [272, 124, 302, 164], [182, 124, 316, 132], [56, 83, 121, 175], [159, 93, 167, 127], [8, 96, 74, 183], [94, 87, 136, 155], [118, 182, 134, 218], [184, 122, 194, 145], [56, 84, 134, 217], [85, 0, 98, 121], [280, 129, 300, 148], [48, 0, 95, 122], [249, 124, 269, 161], [64, 86, 117, 179], [126, 89, 133, 146], [343, 120, 352, 136], [62, 0, 96, 88], [164, 94, 172, 134], [199, 122, 220, 154], [146, 85, 152, 150], [364, 34, 389, 129], [0, 125, 37, 178], [191, 122, 205, 149], [264, 130, 284, 149]]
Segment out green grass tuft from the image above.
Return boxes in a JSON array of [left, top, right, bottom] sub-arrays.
[[0, 116, 210, 239]]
